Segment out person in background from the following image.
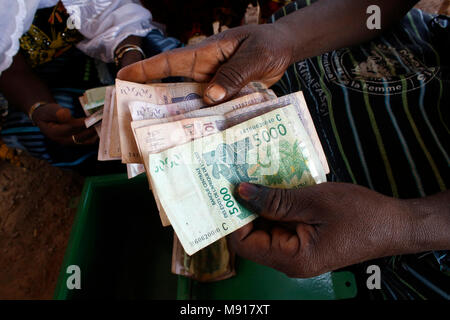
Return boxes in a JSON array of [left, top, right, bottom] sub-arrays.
[[119, 0, 449, 299], [0, 0, 179, 167]]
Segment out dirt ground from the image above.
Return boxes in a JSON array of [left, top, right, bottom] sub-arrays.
[[0, 154, 84, 299], [0, 0, 448, 300]]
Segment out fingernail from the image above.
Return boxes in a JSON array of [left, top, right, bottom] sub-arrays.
[[237, 182, 261, 201], [206, 84, 226, 102]]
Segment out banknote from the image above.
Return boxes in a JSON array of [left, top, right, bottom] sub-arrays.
[[115, 79, 209, 163], [223, 92, 329, 174], [129, 91, 277, 135], [98, 88, 121, 161], [132, 91, 329, 173], [109, 92, 122, 159], [116, 80, 275, 163], [127, 163, 145, 179], [133, 115, 226, 226], [131, 92, 276, 224], [172, 235, 235, 282], [129, 90, 276, 122], [85, 108, 103, 128], [97, 86, 113, 161], [83, 86, 110, 111], [149, 105, 326, 255], [129, 98, 205, 121], [79, 86, 109, 136]]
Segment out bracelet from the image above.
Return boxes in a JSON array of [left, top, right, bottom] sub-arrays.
[[114, 45, 146, 67], [28, 101, 48, 124]]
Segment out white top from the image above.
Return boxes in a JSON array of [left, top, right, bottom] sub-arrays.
[[0, 0, 157, 74]]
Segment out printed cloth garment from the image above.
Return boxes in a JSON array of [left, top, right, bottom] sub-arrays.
[[0, 1, 181, 166], [19, 1, 84, 68], [0, 0, 157, 75], [271, 0, 449, 300]]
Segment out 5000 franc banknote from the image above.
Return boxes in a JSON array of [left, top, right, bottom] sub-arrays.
[[149, 104, 327, 255]]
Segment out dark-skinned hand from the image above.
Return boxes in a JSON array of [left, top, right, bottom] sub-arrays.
[[118, 24, 294, 105], [117, 22, 450, 278], [229, 182, 449, 278], [32, 103, 98, 146]]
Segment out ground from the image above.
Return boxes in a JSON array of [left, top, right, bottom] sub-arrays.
[[0, 0, 448, 300], [0, 154, 83, 299]]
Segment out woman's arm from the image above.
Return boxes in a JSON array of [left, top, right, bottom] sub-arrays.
[[118, 0, 419, 104], [0, 52, 97, 145], [0, 52, 55, 115], [275, 0, 419, 64]]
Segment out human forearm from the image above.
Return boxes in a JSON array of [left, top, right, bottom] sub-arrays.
[[275, 0, 419, 64], [0, 52, 55, 114], [402, 190, 450, 253]]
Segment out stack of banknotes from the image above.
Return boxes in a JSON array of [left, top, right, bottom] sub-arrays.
[[86, 79, 329, 282]]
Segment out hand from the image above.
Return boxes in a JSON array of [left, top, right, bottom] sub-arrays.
[[117, 23, 294, 104], [228, 182, 436, 278], [32, 103, 98, 146]]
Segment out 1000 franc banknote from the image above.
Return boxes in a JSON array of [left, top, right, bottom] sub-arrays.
[[149, 104, 326, 255]]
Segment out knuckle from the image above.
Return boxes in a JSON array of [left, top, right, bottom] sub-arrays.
[[217, 64, 246, 88], [264, 188, 295, 219]]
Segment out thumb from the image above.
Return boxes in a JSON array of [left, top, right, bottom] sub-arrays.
[[204, 50, 256, 104], [55, 107, 72, 123], [234, 182, 307, 222]]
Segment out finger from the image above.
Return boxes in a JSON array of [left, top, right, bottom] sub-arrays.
[[117, 32, 243, 87], [117, 47, 211, 83], [72, 127, 98, 145], [204, 45, 258, 104], [271, 226, 300, 255], [41, 107, 85, 130], [228, 224, 271, 260], [228, 225, 300, 271], [234, 182, 315, 222], [55, 107, 72, 123]]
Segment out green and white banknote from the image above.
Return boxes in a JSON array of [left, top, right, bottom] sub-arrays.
[[149, 104, 326, 255]]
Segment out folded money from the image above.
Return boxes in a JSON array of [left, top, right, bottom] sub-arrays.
[[149, 104, 326, 255], [115, 79, 276, 164], [172, 235, 235, 282]]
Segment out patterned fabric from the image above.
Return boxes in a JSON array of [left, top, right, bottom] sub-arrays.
[[271, 0, 449, 300], [19, 1, 83, 68], [272, 3, 449, 199], [1, 87, 97, 165], [0, 3, 182, 167]]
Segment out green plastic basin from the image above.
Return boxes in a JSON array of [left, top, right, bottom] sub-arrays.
[[54, 173, 357, 300]]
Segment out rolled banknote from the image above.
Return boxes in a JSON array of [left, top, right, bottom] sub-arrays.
[[83, 86, 110, 111], [98, 86, 115, 161], [172, 235, 235, 282], [149, 104, 326, 255], [85, 108, 103, 128]]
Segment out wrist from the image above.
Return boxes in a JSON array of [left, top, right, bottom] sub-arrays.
[[402, 191, 450, 252], [28, 101, 49, 125], [270, 22, 298, 66], [114, 44, 145, 68], [118, 50, 144, 69]]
